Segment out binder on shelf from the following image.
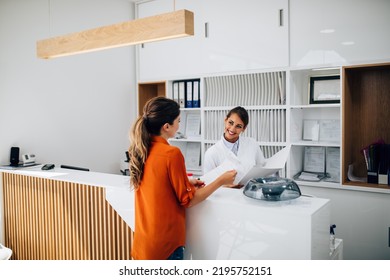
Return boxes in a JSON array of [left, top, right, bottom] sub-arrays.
[[378, 144, 390, 185], [172, 82, 179, 105], [186, 81, 193, 108], [178, 81, 185, 108], [367, 143, 379, 184], [367, 170, 378, 184], [361, 140, 389, 185], [193, 79, 200, 108]]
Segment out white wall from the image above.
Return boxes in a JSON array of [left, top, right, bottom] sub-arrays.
[[300, 185, 390, 260], [0, 0, 137, 174]]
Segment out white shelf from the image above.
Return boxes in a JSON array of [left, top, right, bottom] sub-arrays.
[[295, 180, 341, 189], [258, 142, 288, 146], [204, 105, 287, 111], [170, 138, 202, 143], [291, 141, 340, 147], [180, 107, 201, 112], [290, 104, 340, 109]]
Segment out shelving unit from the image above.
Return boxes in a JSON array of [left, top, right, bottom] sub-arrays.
[[288, 67, 341, 186], [169, 70, 288, 176], [137, 62, 390, 191], [342, 62, 390, 190]]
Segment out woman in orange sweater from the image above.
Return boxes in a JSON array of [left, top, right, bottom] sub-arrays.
[[129, 96, 236, 260]]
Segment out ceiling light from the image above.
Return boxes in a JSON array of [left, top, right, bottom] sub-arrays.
[[37, 9, 194, 59]]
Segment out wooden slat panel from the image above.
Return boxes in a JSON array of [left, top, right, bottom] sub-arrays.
[[1, 173, 133, 260]]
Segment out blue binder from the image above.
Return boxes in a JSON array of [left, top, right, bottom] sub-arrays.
[[193, 79, 200, 108]]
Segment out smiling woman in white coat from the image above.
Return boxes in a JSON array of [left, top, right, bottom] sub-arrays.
[[203, 106, 266, 187]]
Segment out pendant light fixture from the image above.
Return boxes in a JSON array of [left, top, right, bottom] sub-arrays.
[[36, 9, 194, 59]]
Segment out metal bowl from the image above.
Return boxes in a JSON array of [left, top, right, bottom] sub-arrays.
[[243, 177, 301, 201]]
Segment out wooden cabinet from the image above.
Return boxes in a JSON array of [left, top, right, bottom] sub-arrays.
[[342, 62, 390, 189], [137, 81, 166, 115]]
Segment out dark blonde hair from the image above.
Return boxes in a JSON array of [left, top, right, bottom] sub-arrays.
[[128, 96, 180, 189]]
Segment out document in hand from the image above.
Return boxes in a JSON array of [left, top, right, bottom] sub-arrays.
[[201, 146, 290, 186]]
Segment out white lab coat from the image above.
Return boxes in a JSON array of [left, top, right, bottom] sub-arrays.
[[203, 136, 266, 174]]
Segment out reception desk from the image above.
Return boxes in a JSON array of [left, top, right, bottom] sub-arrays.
[[0, 167, 133, 260], [185, 188, 330, 259], [0, 167, 330, 260]]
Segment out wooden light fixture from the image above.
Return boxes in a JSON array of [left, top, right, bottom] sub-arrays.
[[37, 9, 194, 59]]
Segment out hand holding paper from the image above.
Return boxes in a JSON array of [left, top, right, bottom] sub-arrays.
[[201, 146, 291, 186], [200, 158, 241, 185]]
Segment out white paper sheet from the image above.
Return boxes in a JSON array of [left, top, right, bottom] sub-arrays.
[[201, 146, 291, 186], [239, 146, 290, 185]]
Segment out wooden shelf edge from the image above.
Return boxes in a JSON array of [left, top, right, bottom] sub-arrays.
[[342, 181, 390, 191], [296, 179, 390, 194]]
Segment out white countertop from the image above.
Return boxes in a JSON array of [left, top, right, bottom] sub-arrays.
[[0, 165, 130, 189], [205, 186, 329, 216], [185, 187, 330, 259], [0, 165, 134, 229]]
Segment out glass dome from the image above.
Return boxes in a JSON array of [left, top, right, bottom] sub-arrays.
[[243, 177, 301, 201]]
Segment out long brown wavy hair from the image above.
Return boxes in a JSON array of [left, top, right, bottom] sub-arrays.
[[128, 96, 180, 189]]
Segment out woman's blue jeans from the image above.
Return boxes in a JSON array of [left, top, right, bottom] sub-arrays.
[[167, 246, 184, 260]]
